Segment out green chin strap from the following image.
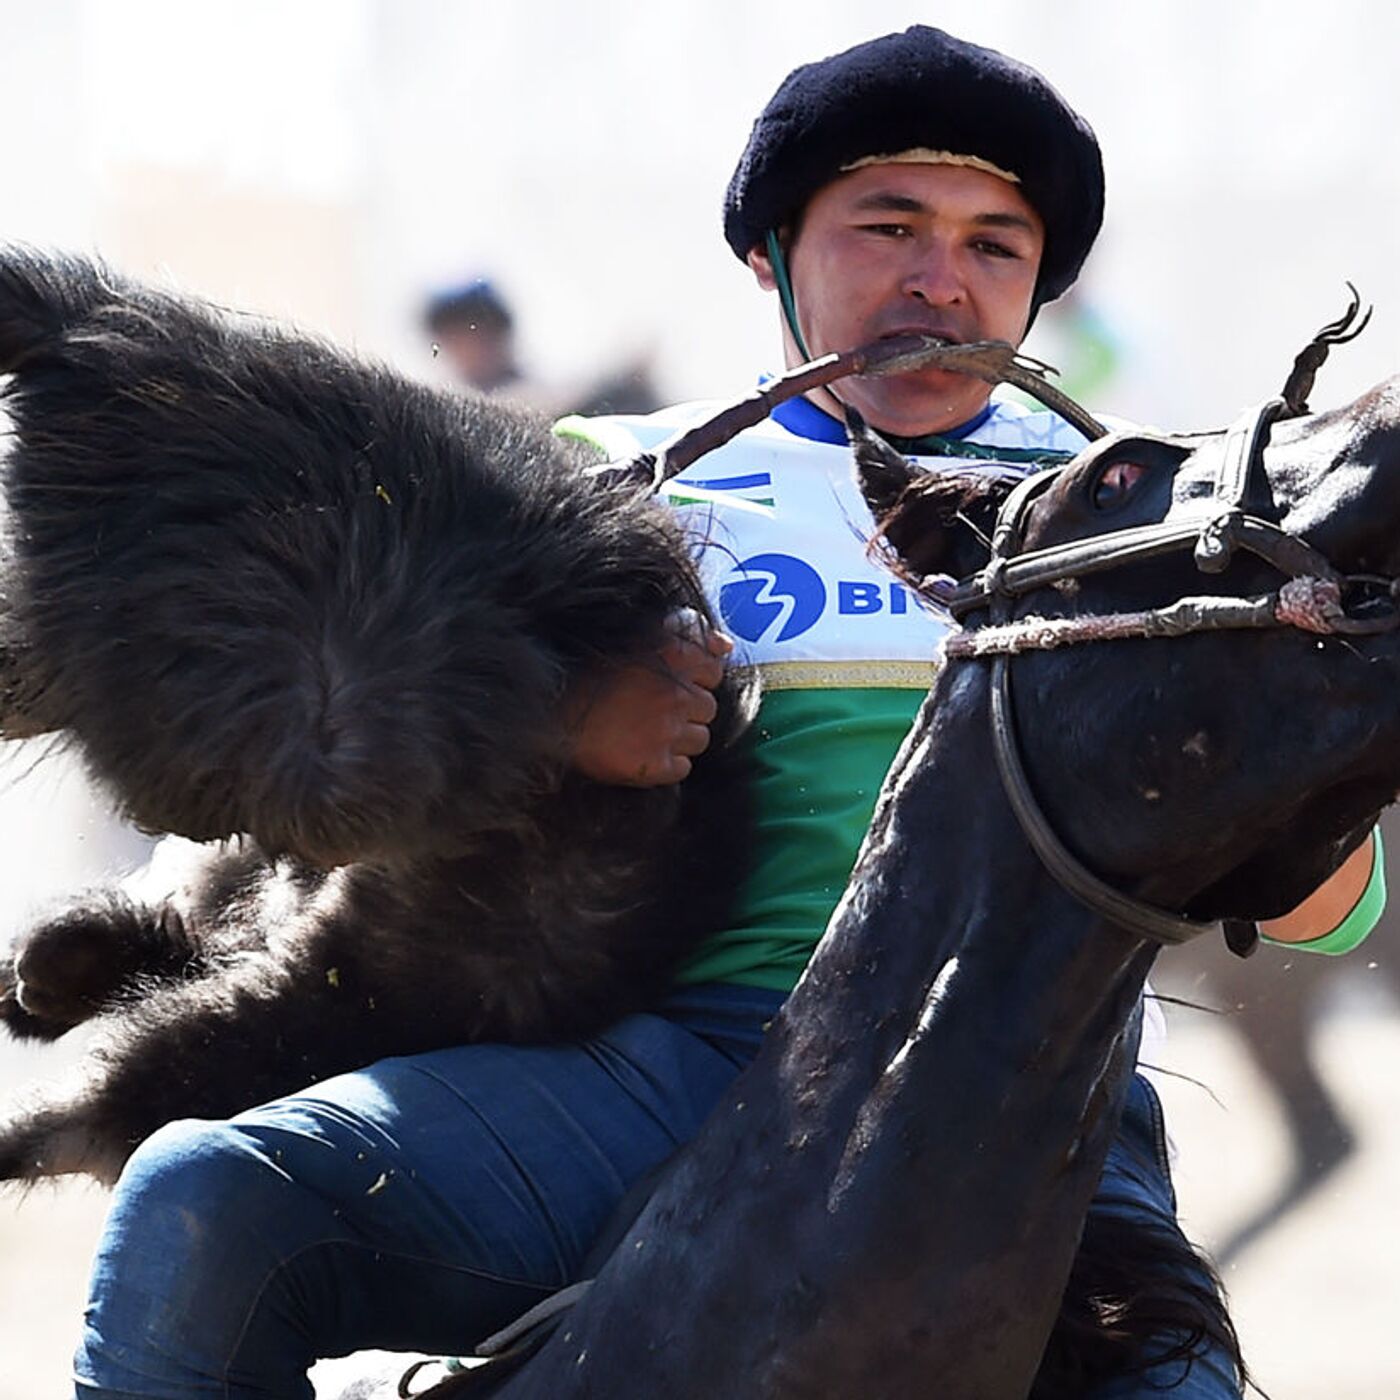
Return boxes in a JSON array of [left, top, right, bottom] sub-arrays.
[[765, 230, 812, 363]]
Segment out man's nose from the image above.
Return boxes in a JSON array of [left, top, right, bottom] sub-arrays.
[[902, 247, 963, 306]]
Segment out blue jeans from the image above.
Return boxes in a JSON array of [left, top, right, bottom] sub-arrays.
[[1082, 1075, 1242, 1399], [73, 985, 1238, 1398]]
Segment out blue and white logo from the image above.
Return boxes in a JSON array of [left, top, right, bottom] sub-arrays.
[[719, 552, 918, 643], [719, 553, 826, 643]]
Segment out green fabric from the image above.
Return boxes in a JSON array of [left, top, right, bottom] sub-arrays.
[[553, 414, 635, 460], [1261, 828, 1386, 957], [766, 229, 813, 363], [679, 689, 1388, 986], [675, 686, 923, 990]]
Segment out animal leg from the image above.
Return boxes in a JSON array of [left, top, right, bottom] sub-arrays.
[[0, 896, 195, 1041], [1216, 979, 1354, 1264], [0, 942, 445, 1184]]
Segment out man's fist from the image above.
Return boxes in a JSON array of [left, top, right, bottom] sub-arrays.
[[565, 614, 734, 787]]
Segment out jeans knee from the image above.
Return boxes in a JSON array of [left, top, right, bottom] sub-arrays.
[[81, 1118, 328, 1399], [89, 1115, 341, 1354], [111, 1116, 299, 1249]]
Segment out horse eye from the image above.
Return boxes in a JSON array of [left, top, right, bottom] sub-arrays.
[[1090, 459, 1150, 510]]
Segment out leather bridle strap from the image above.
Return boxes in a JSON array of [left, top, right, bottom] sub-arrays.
[[1211, 397, 1285, 508], [988, 653, 1213, 945], [955, 398, 1323, 950], [943, 402, 1346, 624]]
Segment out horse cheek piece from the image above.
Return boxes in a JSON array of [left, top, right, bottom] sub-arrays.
[[0, 248, 1397, 1399]]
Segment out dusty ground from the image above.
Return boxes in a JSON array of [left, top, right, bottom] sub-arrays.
[[1157, 1007, 1400, 1400]]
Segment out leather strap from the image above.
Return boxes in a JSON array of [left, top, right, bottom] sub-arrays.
[[989, 655, 1213, 945]]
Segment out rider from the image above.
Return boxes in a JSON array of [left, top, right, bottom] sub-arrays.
[[74, 26, 1381, 1400], [565, 26, 1379, 1017]]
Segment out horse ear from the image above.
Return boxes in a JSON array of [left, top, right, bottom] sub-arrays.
[[848, 409, 1015, 580]]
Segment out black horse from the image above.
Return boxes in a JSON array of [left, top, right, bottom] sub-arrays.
[[409, 311, 1400, 1399], [1, 251, 1395, 1395]]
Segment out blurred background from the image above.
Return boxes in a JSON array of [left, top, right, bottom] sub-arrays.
[[0, 1, 1397, 1395]]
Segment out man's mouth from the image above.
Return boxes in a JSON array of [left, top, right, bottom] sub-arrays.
[[878, 326, 964, 347]]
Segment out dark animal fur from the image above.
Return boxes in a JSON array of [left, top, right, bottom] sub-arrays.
[[0, 249, 1237, 1393], [0, 248, 755, 1181]]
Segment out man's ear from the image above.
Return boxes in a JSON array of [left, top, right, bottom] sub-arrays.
[[746, 243, 777, 292], [849, 409, 1015, 581]]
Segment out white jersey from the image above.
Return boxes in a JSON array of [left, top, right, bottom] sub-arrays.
[[582, 394, 1089, 681], [566, 391, 1167, 1072]]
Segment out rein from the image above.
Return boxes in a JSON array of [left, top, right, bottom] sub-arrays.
[[589, 336, 1106, 490]]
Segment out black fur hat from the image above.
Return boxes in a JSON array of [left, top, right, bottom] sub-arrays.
[[723, 26, 1103, 308]]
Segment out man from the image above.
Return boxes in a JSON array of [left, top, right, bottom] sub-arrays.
[[423, 276, 523, 395], [75, 27, 1378, 1398], [423, 275, 663, 416]]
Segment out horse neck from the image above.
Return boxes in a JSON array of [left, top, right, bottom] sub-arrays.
[[775, 659, 1156, 1139], [741, 660, 1161, 1394], [496, 661, 1161, 1400]]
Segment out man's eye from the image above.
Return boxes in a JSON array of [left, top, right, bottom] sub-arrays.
[[1091, 459, 1150, 510], [973, 239, 1019, 259], [860, 223, 910, 237]]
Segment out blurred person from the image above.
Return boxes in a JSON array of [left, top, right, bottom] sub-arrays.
[[423, 275, 661, 416], [422, 276, 522, 394]]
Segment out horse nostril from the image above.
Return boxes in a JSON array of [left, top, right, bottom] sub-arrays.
[[1091, 459, 1150, 511]]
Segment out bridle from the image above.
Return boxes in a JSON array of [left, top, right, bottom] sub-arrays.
[[939, 294, 1394, 648], [937, 288, 1397, 952], [610, 287, 1391, 954]]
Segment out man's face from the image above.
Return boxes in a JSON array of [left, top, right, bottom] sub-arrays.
[[750, 161, 1045, 437], [434, 324, 516, 392]]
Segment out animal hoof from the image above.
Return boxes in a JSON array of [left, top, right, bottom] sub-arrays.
[[13, 973, 88, 1027], [13, 925, 115, 1028], [0, 967, 73, 1042]]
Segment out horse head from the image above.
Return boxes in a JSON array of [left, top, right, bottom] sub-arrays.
[[859, 345, 1400, 937]]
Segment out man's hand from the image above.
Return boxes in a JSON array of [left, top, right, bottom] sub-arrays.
[[565, 615, 734, 787]]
